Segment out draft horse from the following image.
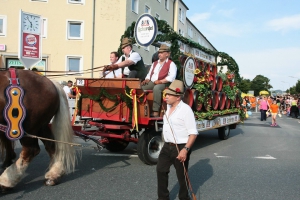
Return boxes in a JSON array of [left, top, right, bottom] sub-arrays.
[[0, 69, 76, 192]]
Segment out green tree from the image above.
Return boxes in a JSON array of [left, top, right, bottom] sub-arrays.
[[295, 80, 300, 94], [250, 75, 272, 96], [239, 77, 251, 93]]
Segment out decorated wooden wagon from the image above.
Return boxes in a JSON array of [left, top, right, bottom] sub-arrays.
[[70, 15, 244, 165]]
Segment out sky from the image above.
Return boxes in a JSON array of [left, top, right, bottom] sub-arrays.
[[183, 0, 300, 91]]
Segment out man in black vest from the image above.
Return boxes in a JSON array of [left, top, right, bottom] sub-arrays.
[[141, 44, 177, 117], [104, 38, 147, 80]]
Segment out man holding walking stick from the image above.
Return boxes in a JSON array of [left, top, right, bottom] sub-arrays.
[[157, 80, 198, 200]]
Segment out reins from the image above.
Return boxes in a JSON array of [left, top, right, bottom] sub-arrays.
[[162, 105, 197, 200]]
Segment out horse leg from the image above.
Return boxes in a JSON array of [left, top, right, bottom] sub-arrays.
[[0, 135, 16, 170], [39, 125, 65, 186], [0, 138, 40, 193]]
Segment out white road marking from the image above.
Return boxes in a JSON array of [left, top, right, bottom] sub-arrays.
[[92, 153, 138, 157], [253, 155, 276, 159], [214, 153, 231, 158]]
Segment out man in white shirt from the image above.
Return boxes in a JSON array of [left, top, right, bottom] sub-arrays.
[[63, 80, 75, 99], [104, 38, 147, 80], [141, 44, 177, 117], [156, 80, 198, 200], [103, 51, 122, 78]]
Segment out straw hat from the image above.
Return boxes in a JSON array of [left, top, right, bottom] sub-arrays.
[[121, 37, 132, 49], [164, 80, 184, 96], [158, 44, 170, 53]]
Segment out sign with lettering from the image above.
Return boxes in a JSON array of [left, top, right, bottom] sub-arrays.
[[183, 57, 195, 88], [18, 10, 42, 69], [7, 58, 46, 75], [134, 13, 158, 47]]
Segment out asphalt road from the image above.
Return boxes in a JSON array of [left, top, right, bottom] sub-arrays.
[[1, 113, 300, 200]]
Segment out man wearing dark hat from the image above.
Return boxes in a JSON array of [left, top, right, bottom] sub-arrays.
[[141, 44, 177, 117], [104, 37, 147, 80], [156, 80, 198, 200]]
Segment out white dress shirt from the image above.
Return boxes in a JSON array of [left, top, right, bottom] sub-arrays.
[[163, 101, 198, 144], [145, 58, 177, 82]]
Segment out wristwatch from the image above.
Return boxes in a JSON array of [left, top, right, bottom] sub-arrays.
[[183, 146, 190, 151]]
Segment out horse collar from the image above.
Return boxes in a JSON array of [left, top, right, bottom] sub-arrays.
[[3, 68, 26, 140]]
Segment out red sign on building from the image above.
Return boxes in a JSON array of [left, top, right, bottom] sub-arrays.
[[22, 33, 40, 58]]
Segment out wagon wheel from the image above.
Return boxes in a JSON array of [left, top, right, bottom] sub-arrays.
[[218, 125, 230, 140], [137, 129, 164, 165], [105, 138, 129, 152]]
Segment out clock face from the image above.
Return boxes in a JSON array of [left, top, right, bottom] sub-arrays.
[[22, 14, 41, 34]]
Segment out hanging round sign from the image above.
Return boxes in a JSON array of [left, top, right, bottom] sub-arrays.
[[134, 13, 158, 47], [183, 57, 196, 88]]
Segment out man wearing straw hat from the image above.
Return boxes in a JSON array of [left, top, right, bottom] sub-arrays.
[[141, 44, 177, 117], [157, 80, 198, 200], [104, 37, 147, 80]]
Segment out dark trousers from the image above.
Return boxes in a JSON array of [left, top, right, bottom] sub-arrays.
[[156, 143, 191, 200], [260, 109, 267, 121]]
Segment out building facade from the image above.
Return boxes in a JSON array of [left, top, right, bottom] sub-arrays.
[[0, 0, 216, 82]]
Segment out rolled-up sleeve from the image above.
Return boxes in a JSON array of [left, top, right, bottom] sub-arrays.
[[185, 108, 198, 135]]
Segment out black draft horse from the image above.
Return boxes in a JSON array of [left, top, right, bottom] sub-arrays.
[[0, 69, 76, 192]]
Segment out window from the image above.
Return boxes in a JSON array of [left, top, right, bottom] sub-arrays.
[[188, 27, 193, 38], [179, 7, 185, 23], [145, 5, 150, 14], [0, 15, 7, 36], [132, 0, 138, 14], [165, 0, 169, 10], [67, 56, 82, 72], [42, 18, 47, 38], [155, 13, 160, 20], [67, 20, 84, 39], [68, 0, 84, 4]]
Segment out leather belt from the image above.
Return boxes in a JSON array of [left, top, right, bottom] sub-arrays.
[[165, 142, 185, 146]]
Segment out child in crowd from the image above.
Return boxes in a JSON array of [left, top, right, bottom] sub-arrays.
[[270, 100, 279, 126]]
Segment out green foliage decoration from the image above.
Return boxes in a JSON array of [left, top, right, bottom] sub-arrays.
[[118, 19, 240, 84]]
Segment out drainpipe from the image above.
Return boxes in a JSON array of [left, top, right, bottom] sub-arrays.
[[173, 0, 177, 29], [91, 0, 96, 78]]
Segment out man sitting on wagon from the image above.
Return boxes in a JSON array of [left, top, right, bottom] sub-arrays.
[[104, 37, 147, 80], [141, 44, 177, 117]]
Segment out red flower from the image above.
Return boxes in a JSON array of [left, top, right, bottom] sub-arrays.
[[175, 88, 181, 93], [193, 77, 198, 83]]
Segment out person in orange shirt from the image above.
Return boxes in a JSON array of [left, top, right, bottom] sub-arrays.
[[270, 100, 279, 126]]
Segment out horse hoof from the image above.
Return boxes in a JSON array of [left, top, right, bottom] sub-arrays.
[[0, 185, 13, 194], [44, 179, 58, 186]]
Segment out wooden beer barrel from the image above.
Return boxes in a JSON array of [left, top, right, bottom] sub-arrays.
[[208, 63, 217, 77], [203, 95, 212, 111], [218, 92, 226, 110], [215, 76, 223, 92], [235, 94, 241, 108], [225, 96, 231, 109], [211, 91, 219, 110], [192, 90, 203, 111], [210, 75, 216, 91], [199, 61, 206, 71], [183, 88, 193, 107]]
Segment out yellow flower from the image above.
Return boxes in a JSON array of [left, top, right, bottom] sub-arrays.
[[194, 68, 201, 75]]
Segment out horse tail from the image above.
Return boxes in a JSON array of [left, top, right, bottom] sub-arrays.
[[51, 81, 76, 173]]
